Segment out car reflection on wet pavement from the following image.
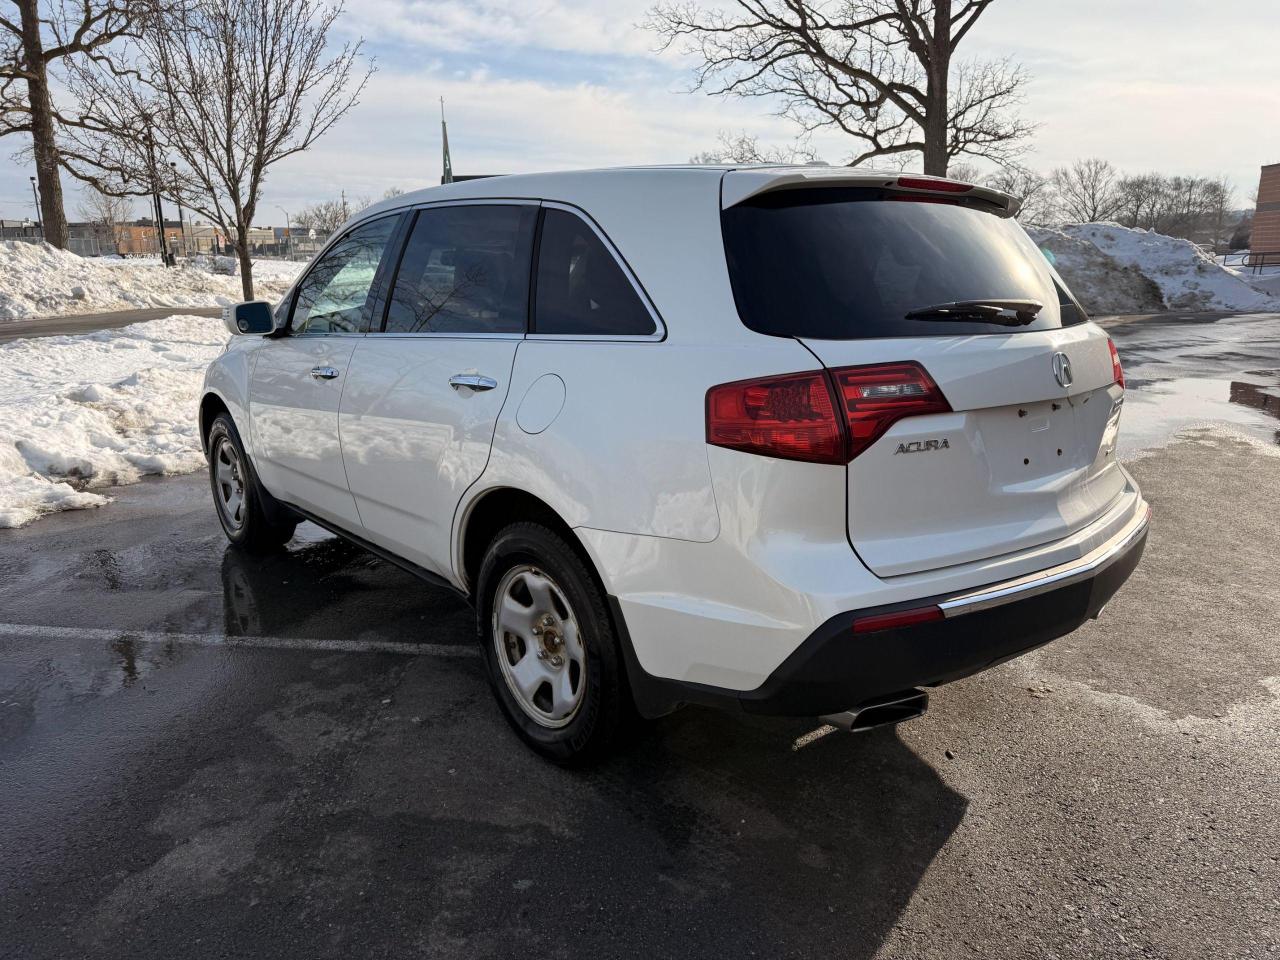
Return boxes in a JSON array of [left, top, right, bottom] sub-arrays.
[[1, 312, 1277, 960]]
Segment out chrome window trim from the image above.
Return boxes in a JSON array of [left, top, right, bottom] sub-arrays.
[[938, 506, 1150, 618], [365, 332, 525, 341], [286, 332, 368, 339]]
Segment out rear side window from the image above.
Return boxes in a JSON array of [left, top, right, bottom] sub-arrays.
[[721, 188, 1073, 339], [533, 208, 656, 337], [292, 215, 399, 334], [383, 204, 536, 335]]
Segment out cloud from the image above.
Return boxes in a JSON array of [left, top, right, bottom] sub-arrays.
[[337, 0, 659, 57], [260, 64, 799, 210]]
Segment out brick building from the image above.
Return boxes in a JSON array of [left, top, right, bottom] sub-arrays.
[[1252, 162, 1280, 262]]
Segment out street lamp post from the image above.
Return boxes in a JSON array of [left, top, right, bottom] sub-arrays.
[[274, 205, 293, 260], [28, 177, 41, 239], [169, 161, 187, 260]]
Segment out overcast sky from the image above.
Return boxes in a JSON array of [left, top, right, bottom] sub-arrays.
[[2, 0, 1276, 225]]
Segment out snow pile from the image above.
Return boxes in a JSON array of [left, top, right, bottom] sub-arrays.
[[0, 315, 225, 527], [0, 241, 304, 321], [1030, 223, 1280, 315], [1030, 228, 1164, 316]]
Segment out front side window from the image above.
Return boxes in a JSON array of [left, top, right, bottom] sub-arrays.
[[383, 204, 536, 335], [533, 208, 656, 337], [291, 215, 399, 334]]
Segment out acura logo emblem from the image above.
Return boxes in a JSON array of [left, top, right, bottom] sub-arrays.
[[1052, 352, 1073, 389]]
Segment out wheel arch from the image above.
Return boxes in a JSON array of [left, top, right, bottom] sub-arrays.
[[456, 486, 608, 598], [199, 391, 232, 456]]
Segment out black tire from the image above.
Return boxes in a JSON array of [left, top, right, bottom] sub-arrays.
[[206, 412, 296, 552], [476, 522, 634, 765]]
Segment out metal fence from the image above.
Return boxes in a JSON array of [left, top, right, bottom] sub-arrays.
[[1, 228, 319, 262], [1221, 251, 1280, 273]]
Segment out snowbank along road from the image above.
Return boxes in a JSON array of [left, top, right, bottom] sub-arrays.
[[0, 241, 303, 321]]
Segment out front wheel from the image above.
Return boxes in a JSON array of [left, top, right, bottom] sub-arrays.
[[207, 413, 296, 552], [476, 522, 633, 764]]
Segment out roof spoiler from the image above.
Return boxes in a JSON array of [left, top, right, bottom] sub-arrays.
[[721, 168, 1020, 217]]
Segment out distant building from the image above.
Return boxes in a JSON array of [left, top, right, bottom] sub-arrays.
[[3, 216, 296, 259], [1252, 162, 1280, 262]]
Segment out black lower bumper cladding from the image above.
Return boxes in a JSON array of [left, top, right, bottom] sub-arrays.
[[613, 523, 1148, 720]]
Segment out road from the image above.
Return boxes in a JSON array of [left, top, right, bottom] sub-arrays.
[[0, 314, 1278, 959], [0, 306, 223, 342]]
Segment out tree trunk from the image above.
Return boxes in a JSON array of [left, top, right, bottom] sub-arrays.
[[921, 0, 952, 177], [235, 222, 255, 300], [16, 0, 69, 249]]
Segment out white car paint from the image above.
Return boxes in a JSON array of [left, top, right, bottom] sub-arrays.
[[339, 333, 521, 580], [202, 164, 1148, 696]]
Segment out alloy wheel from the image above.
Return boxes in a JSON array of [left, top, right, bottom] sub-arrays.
[[491, 564, 587, 728], [213, 436, 247, 532]]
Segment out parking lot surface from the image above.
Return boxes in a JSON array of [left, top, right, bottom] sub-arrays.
[[1, 314, 1278, 959]]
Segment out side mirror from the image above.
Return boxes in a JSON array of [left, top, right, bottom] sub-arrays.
[[222, 300, 276, 336]]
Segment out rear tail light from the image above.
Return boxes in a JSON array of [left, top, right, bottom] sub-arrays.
[[705, 370, 845, 464], [706, 362, 951, 464], [1108, 338, 1124, 389], [852, 604, 943, 634], [829, 362, 952, 460]]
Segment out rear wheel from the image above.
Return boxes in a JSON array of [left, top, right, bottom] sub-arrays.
[[207, 413, 296, 552], [476, 522, 632, 764]]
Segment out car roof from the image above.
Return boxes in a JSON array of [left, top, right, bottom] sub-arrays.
[[352, 164, 1018, 226]]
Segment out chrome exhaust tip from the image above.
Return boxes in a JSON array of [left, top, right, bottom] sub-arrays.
[[819, 689, 929, 733]]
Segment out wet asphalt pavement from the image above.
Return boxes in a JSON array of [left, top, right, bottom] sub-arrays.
[[1, 314, 1279, 959]]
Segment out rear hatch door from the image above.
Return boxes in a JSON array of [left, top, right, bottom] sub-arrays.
[[803, 330, 1126, 577], [720, 175, 1127, 577]]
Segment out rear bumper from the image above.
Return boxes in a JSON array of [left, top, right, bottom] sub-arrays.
[[615, 505, 1149, 719]]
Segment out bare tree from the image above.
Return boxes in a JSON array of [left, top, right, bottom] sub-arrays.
[[1203, 175, 1234, 249], [944, 159, 981, 182], [1108, 171, 1236, 242], [76, 185, 132, 250], [64, 0, 372, 297], [294, 198, 351, 234], [0, 0, 150, 248], [1051, 158, 1120, 223], [1113, 173, 1163, 229], [154, 0, 371, 297], [689, 129, 822, 164], [648, 0, 1034, 176], [984, 164, 1056, 225]]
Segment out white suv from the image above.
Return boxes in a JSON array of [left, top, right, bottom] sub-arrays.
[[202, 166, 1149, 763]]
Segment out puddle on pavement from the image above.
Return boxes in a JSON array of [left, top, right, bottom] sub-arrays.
[[1118, 371, 1280, 457], [1107, 313, 1280, 457]]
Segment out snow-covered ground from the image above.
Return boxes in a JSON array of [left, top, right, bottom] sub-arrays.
[[1030, 223, 1280, 316], [0, 315, 225, 527], [0, 241, 304, 321]]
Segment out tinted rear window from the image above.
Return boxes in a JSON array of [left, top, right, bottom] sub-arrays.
[[534, 208, 656, 337], [721, 188, 1073, 339]]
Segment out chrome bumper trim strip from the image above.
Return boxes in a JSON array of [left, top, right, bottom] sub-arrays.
[[939, 506, 1150, 618]]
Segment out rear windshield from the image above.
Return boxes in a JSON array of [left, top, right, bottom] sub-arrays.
[[721, 187, 1076, 339]]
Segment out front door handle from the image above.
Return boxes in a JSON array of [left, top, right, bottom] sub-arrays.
[[449, 373, 498, 392], [310, 366, 340, 380]]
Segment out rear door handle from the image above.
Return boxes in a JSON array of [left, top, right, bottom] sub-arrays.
[[310, 366, 340, 380], [449, 374, 498, 391]]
